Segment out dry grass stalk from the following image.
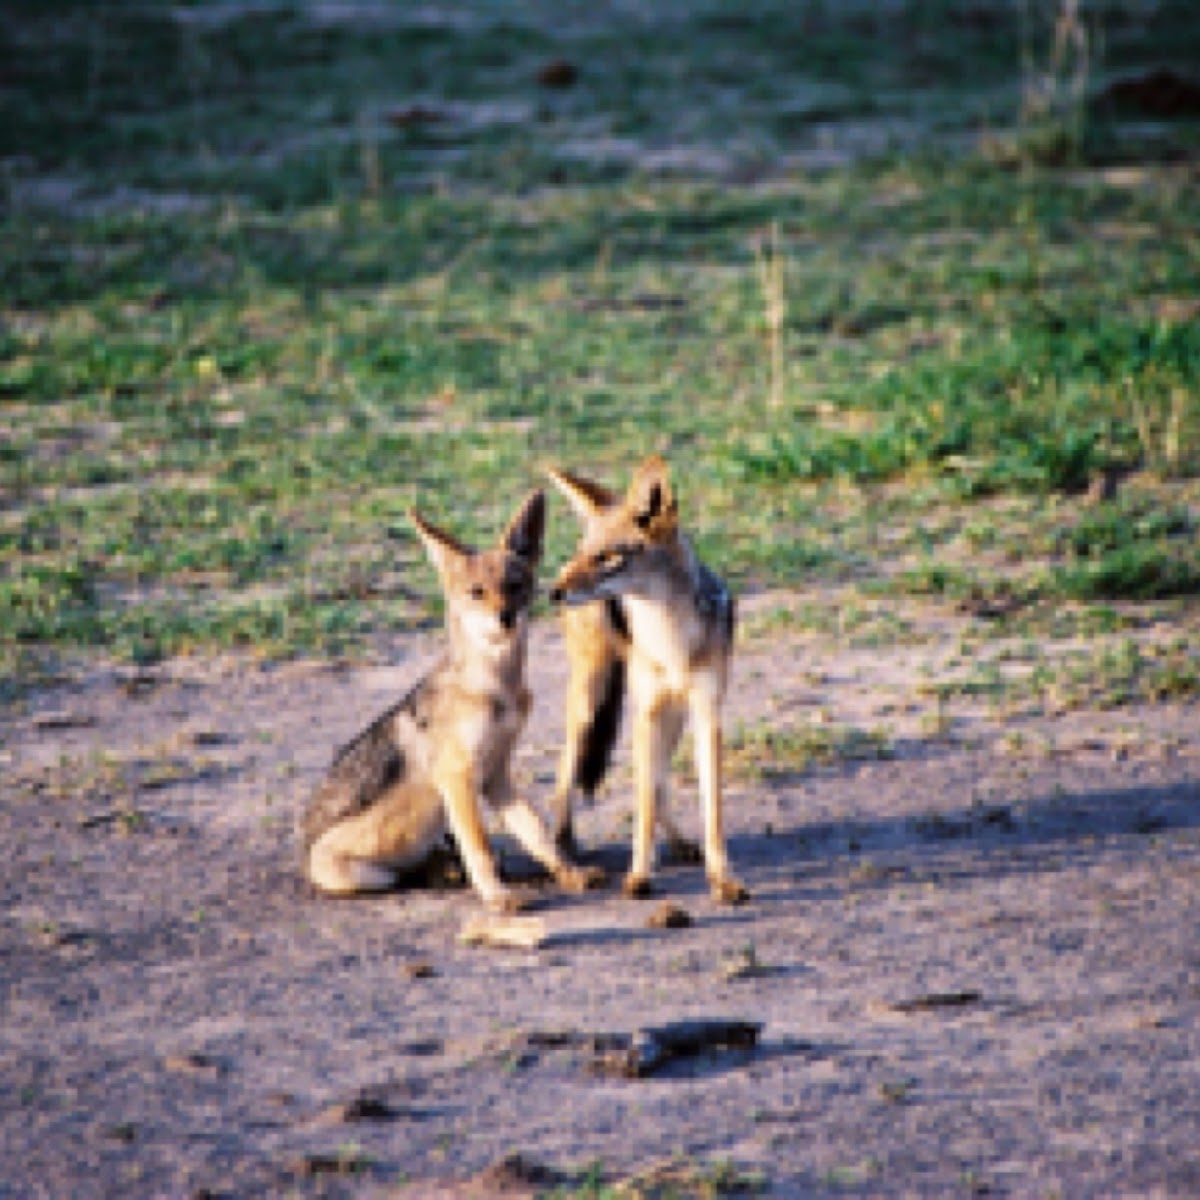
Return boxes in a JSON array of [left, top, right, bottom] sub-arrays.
[[753, 221, 786, 409], [359, 116, 382, 200], [1018, 0, 1095, 164], [1128, 377, 1193, 478]]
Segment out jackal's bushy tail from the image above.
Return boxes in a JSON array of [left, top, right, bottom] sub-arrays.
[[575, 655, 625, 795]]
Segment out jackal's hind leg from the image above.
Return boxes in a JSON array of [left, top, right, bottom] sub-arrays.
[[689, 695, 748, 905], [307, 837, 398, 895], [551, 740, 583, 857], [305, 791, 445, 896], [306, 817, 413, 896]]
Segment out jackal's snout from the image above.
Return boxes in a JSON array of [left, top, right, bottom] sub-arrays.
[[548, 560, 588, 607]]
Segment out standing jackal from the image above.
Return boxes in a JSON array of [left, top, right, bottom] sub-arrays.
[[301, 490, 598, 913], [547, 456, 748, 905]]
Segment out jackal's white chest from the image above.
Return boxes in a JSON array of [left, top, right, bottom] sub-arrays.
[[622, 595, 702, 693], [457, 686, 528, 781]]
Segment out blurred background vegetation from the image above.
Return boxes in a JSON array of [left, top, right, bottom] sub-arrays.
[[1, 0, 1197, 678]]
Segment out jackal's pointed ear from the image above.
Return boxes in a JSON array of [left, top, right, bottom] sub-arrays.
[[499, 489, 546, 565], [410, 509, 471, 578], [626, 455, 678, 536], [545, 465, 615, 523]]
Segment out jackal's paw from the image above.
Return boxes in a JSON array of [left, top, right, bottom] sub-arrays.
[[710, 876, 750, 906], [663, 837, 702, 866], [484, 885, 536, 915], [558, 864, 607, 893], [622, 873, 656, 900]]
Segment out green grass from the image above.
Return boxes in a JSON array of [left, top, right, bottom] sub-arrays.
[[934, 632, 1200, 714], [725, 719, 894, 782], [2, 1, 1199, 679]]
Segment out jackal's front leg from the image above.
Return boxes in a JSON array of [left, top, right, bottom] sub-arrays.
[[689, 694, 749, 905], [433, 756, 522, 913], [490, 774, 605, 894], [651, 703, 700, 865], [625, 698, 681, 897]]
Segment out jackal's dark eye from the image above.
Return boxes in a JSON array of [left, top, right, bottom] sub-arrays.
[[470, 584, 486, 600], [594, 550, 621, 571]]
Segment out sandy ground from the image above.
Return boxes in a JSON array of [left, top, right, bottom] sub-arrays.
[[3, 598, 1199, 1198]]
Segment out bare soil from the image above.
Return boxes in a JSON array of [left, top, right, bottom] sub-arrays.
[[3, 599, 1199, 1198]]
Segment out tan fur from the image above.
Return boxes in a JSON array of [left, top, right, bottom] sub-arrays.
[[547, 456, 748, 905], [301, 490, 600, 912]]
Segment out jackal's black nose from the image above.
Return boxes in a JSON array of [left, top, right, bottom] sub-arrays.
[[499, 608, 517, 630], [548, 586, 564, 606]]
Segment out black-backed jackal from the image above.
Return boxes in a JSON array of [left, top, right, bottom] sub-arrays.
[[300, 490, 599, 913], [547, 456, 748, 905]]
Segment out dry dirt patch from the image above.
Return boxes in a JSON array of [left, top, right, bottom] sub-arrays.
[[2, 608, 1199, 1197]]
